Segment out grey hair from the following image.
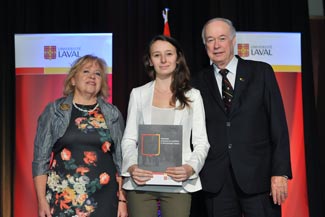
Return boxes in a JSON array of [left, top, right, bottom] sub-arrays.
[[201, 18, 236, 45]]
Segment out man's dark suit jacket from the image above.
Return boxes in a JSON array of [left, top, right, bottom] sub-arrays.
[[191, 56, 292, 194]]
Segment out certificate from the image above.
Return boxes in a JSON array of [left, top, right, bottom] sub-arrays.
[[138, 124, 182, 186]]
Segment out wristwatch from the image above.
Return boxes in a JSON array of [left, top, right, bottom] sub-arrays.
[[282, 175, 289, 179]]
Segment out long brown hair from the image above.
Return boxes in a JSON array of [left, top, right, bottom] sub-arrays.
[[143, 35, 192, 109]]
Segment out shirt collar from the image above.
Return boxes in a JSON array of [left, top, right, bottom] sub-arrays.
[[213, 56, 238, 75]]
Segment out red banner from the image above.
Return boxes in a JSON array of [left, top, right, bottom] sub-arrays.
[[276, 72, 309, 217]]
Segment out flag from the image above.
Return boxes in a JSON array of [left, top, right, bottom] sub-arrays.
[[162, 8, 171, 36]]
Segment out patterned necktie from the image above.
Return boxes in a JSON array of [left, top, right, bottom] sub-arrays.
[[219, 69, 233, 113]]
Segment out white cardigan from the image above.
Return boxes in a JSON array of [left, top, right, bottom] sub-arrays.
[[121, 81, 210, 192]]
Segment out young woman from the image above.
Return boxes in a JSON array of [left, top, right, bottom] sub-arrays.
[[121, 35, 210, 217]]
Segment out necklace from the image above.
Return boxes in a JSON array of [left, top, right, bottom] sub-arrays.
[[72, 101, 99, 113]]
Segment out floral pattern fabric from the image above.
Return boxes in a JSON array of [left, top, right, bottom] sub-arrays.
[[46, 105, 118, 217]]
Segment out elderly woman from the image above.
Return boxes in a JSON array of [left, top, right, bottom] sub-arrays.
[[32, 55, 127, 217]]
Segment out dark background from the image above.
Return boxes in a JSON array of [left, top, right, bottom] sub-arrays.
[[1, 0, 324, 216]]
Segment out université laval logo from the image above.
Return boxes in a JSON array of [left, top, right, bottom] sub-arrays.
[[44, 46, 57, 60], [237, 43, 249, 57]]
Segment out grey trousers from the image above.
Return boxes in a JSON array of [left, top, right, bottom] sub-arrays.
[[127, 190, 192, 217]]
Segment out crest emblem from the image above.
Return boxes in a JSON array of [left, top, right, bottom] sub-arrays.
[[44, 46, 56, 60], [237, 44, 249, 57]]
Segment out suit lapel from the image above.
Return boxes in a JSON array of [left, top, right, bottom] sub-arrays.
[[203, 66, 225, 112], [141, 81, 155, 124], [174, 98, 184, 125], [229, 57, 250, 116]]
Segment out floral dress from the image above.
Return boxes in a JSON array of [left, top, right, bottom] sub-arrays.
[[46, 104, 118, 217]]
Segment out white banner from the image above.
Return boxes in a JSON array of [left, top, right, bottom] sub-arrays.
[[235, 32, 301, 69], [15, 33, 113, 74]]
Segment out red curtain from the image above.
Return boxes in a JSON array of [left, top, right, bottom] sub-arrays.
[[276, 72, 309, 217]]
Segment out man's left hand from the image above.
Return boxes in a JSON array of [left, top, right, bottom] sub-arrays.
[[270, 176, 288, 205]]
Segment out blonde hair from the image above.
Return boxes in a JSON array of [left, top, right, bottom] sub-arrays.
[[63, 54, 109, 99]]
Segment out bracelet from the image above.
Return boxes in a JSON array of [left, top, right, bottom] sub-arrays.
[[118, 199, 127, 203]]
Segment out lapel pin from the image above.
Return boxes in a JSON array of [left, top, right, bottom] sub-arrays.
[[60, 103, 70, 111], [239, 77, 245, 82]]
